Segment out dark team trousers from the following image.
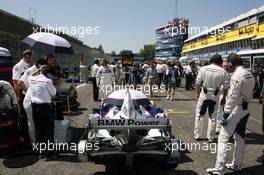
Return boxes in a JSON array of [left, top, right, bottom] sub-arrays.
[[32, 103, 54, 145], [185, 74, 192, 90], [92, 77, 99, 101], [157, 73, 163, 88]]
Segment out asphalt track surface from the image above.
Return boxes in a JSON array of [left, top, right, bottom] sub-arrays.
[[1, 82, 264, 175]]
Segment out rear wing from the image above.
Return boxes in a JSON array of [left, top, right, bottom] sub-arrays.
[[88, 118, 170, 130]]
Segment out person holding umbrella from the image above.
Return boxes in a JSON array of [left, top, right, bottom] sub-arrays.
[[44, 53, 55, 65]]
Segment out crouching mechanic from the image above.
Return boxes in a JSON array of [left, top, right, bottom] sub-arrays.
[[194, 54, 229, 143], [207, 53, 255, 175], [0, 80, 18, 110]]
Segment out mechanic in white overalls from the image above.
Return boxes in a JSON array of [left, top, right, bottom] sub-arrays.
[[194, 54, 229, 143], [215, 59, 230, 134], [96, 58, 115, 101], [207, 53, 255, 175]]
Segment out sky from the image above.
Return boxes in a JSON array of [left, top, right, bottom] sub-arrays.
[[1, 0, 264, 53]]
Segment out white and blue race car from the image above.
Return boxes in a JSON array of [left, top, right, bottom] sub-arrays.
[[78, 88, 181, 175]]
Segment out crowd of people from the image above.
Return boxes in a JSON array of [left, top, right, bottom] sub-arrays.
[[91, 59, 191, 101]]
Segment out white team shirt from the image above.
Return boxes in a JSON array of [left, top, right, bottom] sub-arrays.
[[156, 64, 165, 73], [91, 64, 99, 77], [185, 65, 192, 75], [196, 64, 229, 100], [12, 59, 30, 81], [96, 65, 115, 85], [20, 65, 38, 88], [28, 74, 56, 104]]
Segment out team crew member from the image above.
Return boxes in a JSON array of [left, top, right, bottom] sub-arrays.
[[207, 54, 255, 175], [97, 59, 115, 101], [18, 58, 46, 143], [44, 53, 55, 65], [215, 60, 230, 134], [194, 54, 229, 143], [91, 59, 99, 101], [0, 80, 18, 110], [257, 83, 264, 163], [12, 49, 32, 144], [28, 66, 57, 156]]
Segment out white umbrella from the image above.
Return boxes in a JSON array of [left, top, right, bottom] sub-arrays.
[[22, 32, 73, 54], [0, 47, 11, 57], [105, 89, 151, 106]]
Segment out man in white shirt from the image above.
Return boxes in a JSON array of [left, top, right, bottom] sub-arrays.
[[194, 54, 229, 143], [12, 49, 32, 144], [156, 61, 165, 89], [91, 59, 99, 101], [28, 66, 57, 156], [18, 58, 46, 143], [185, 62, 194, 90]]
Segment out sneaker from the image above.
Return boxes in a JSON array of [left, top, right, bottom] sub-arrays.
[[206, 168, 223, 175], [256, 154, 264, 163], [225, 163, 242, 172], [166, 96, 170, 100], [208, 138, 214, 143], [170, 96, 173, 101], [194, 137, 201, 141]]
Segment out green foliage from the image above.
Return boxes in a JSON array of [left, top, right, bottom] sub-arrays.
[[110, 50, 116, 55], [98, 44, 104, 53], [139, 44, 155, 59]]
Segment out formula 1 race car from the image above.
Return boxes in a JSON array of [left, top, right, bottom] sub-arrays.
[[78, 88, 181, 175]]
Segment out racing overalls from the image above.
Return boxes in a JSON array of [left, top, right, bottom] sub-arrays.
[[194, 64, 229, 141], [215, 66, 255, 171], [97, 65, 115, 100]]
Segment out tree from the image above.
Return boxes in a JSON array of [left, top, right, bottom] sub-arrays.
[[110, 51, 116, 55], [98, 44, 104, 53], [139, 44, 155, 59]]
